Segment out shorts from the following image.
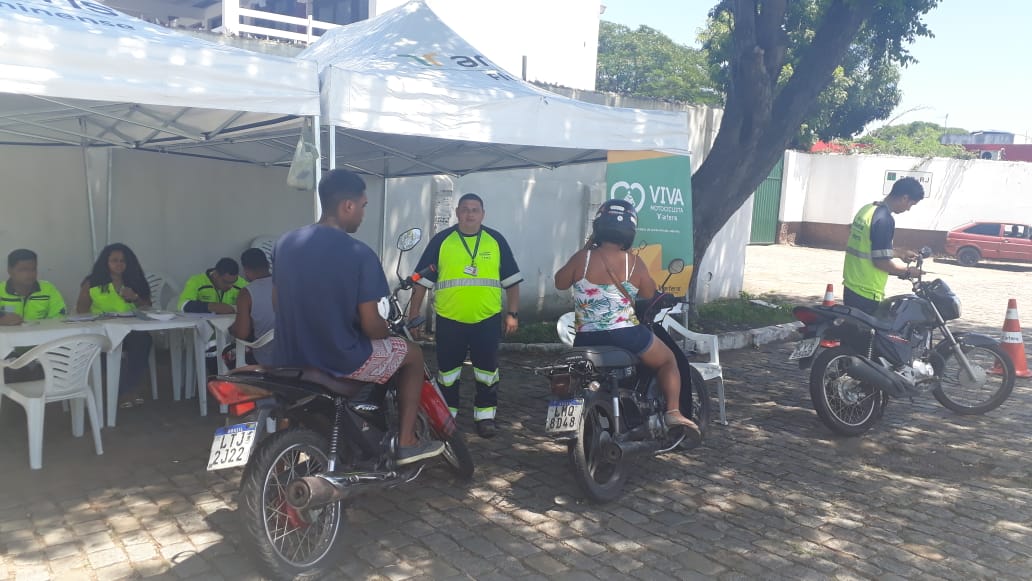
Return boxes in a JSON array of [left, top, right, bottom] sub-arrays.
[[573, 324, 654, 356], [345, 337, 409, 384]]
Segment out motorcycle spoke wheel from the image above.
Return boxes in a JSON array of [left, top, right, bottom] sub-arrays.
[[262, 445, 339, 568], [933, 344, 1015, 414], [810, 347, 885, 436], [241, 429, 345, 580]]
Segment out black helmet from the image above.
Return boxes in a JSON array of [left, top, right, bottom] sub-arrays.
[[592, 199, 637, 250]]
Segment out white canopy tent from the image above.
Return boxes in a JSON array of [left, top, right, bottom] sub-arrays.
[[0, 0, 320, 166], [299, 0, 691, 177]]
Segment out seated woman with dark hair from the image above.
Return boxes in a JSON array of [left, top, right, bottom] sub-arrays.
[[76, 243, 153, 408], [554, 200, 700, 443]]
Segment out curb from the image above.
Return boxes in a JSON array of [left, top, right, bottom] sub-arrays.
[[492, 321, 804, 354]]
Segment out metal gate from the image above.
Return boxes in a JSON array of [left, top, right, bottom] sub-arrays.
[[749, 157, 784, 245]]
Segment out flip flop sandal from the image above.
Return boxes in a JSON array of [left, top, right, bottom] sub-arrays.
[[119, 401, 135, 409], [133, 396, 145, 405]]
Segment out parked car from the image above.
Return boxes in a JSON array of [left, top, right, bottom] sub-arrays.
[[945, 222, 1032, 266]]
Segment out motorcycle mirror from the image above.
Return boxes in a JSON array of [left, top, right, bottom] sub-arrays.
[[667, 258, 686, 274], [397, 228, 422, 251], [920, 246, 933, 258]]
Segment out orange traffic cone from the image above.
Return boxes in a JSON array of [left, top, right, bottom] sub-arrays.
[[996, 299, 1032, 377], [822, 284, 835, 307]]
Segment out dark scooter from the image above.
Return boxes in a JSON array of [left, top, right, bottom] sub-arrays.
[[791, 247, 1015, 436], [536, 259, 711, 503], [204, 228, 474, 581]]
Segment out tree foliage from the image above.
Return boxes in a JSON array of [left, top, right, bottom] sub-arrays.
[[688, 0, 939, 297], [596, 21, 722, 106], [700, 1, 905, 145], [859, 121, 973, 158]]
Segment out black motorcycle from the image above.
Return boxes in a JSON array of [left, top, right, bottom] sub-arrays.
[[791, 247, 1015, 436], [204, 228, 474, 581], [536, 259, 711, 503]]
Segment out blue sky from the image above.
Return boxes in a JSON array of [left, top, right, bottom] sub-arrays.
[[601, 0, 1032, 138]]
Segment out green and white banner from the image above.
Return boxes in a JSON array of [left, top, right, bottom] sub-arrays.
[[606, 151, 693, 296]]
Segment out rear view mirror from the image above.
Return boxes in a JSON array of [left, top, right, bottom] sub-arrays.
[[397, 228, 422, 251], [920, 246, 933, 258], [667, 258, 685, 274]]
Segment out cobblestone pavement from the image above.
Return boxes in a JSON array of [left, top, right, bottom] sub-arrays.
[[2, 245, 1031, 580]]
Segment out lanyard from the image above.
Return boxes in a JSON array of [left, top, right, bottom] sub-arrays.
[[459, 230, 482, 266]]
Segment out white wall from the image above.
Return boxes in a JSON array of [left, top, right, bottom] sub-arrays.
[[780, 151, 1032, 231], [373, 0, 601, 90]]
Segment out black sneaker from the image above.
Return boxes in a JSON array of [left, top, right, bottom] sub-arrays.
[[397, 439, 446, 466], [475, 419, 498, 439]]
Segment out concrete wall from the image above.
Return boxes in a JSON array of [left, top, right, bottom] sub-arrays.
[[778, 151, 1032, 252], [0, 146, 322, 307]]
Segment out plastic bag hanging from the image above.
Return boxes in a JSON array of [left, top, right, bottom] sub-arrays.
[[286, 118, 319, 191]]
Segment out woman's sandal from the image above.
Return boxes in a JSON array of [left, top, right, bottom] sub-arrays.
[[664, 410, 703, 447], [133, 396, 145, 406], [119, 400, 134, 409]]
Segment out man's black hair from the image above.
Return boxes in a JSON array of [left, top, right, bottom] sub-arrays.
[[318, 169, 367, 213], [214, 257, 240, 276], [887, 177, 925, 201], [7, 248, 36, 269], [458, 193, 484, 207], [240, 248, 270, 271]]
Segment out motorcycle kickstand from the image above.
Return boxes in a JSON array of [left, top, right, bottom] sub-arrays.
[[655, 431, 688, 455]]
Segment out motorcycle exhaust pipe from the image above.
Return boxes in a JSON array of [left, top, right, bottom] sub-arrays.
[[603, 439, 660, 462], [843, 356, 909, 398], [286, 471, 400, 511]]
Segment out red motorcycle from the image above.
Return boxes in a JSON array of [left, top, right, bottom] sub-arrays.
[[205, 228, 473, 581]]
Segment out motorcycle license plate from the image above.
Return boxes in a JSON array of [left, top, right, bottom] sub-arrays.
[[545, 398, 584, 433], [206, 422, 257, 471], [789, 337, 820, 360]]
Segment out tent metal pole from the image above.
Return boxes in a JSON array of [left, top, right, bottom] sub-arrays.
[[106, 151, 113, 248], [314, 115, 323, 220], [329, 125, 337, 170], [80, 119, 98, 262], [379, 158, 388, 260]]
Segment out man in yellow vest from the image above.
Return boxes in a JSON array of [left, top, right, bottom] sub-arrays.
[[408, 193, 523, 438], [178, 257, 247, 314], [843, 177, 925, 315], [0, 249, 66, 326]]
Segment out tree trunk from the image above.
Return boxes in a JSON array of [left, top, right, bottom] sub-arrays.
[[687, 0, 875, 306]]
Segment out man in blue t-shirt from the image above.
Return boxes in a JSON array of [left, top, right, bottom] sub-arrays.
[[273, 169, 445, 466]]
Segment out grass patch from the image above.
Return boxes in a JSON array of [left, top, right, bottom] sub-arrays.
[[502, 320, 560, 343], [691, 292, 796, 334]]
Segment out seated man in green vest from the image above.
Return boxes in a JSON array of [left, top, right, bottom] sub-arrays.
[[843, 177, 925, 315], [178, 257, 247, 315], [0, 248, 66, 326]]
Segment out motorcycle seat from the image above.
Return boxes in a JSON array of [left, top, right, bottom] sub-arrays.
[[821, 304, 894, 330], [236, 365, 368, 398], [562, 346, 639, 369]]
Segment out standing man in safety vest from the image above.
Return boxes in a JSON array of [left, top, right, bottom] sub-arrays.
[[843, 177, 925, 315], [408, 193, 523, 438]]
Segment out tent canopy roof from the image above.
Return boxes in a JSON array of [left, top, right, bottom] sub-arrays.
[[0, 1, 318, 159], [300, 0, 690, 176]]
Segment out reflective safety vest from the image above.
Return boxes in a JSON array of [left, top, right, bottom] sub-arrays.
[[0, 280, 66, 320], [843, 203, 890, 302], [435, 230, 504, 323], [178, 272, 247, 311], [89, 284, 135, 314]]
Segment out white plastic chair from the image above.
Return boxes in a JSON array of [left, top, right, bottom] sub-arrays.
[[251, 235, 277, 269], [233, 329, 275, 370], [661, 307, 728, 426], [0, 334, 108, 470], [556, 312, 577, 347], [145, 272, 167, 310]]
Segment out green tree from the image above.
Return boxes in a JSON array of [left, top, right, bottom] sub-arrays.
[[860, 121, 973, 158], [596, 21, 722, 105], [700, 1, 904, 146], [689, 0, 939, 296]]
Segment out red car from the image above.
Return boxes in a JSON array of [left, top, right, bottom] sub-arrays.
[[945, 222, 1032, 266]]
